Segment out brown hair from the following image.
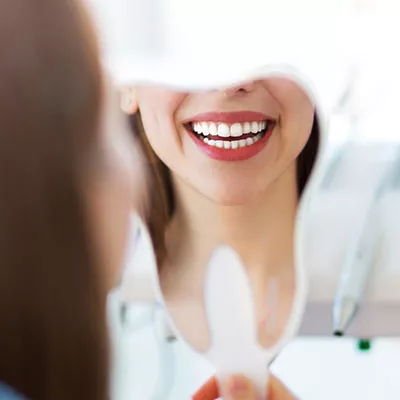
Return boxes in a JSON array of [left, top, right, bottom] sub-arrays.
[[0, 1, 108, 399], [131, 113, 320, 266]]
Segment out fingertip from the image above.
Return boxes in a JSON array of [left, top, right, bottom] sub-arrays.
[[192, 376, 220, 400], [225, 375, 255, 399]]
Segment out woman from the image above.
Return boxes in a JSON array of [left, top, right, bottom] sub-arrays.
[[121, 78, 319, 350], [0, 0, 143, 398], [0, 0, 305, 399], [118, 77, 319, 397]]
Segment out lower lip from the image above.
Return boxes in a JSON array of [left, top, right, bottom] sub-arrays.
[[187, 125, 274, 162]]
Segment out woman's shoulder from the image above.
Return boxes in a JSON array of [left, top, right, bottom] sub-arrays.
[[0, 383, 26, 400]]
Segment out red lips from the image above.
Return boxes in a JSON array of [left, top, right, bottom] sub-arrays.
[[186, 111, 276, 162]]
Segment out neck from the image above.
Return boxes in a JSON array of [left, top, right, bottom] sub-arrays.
[[163, 164, 299, 295]]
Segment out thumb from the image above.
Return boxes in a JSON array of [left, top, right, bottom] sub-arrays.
[[226, 375, 297, 400], [224, 375, 257, 400], [192, 374, 297, 400]]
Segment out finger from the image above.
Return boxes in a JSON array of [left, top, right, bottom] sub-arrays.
[[225, 375, 257, 400], [192, 376, 220, 400], [268, 375, 297, 400], [193, 374, 297, 400]]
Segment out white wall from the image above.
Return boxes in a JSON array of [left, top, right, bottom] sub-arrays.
[[273, 338, 400, 400]]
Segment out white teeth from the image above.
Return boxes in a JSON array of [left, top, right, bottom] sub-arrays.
[[217, 123, 230, 137], [243, 122, 251, 134], [201, 122, 209, 136], [200, 132, 265, 149], [194, 119, 272, 150], [209, 123, 217, 136], [246, 137, 254, 146], [251, 121, 259, 133], [192, 120, 268, 138], [230, 123, 243, 137], [231, 140, 239, 149]]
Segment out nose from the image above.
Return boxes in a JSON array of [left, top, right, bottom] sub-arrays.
[[223, 81, 256, 97]]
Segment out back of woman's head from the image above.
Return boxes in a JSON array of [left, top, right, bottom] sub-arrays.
[[0, 1, 108, 399]]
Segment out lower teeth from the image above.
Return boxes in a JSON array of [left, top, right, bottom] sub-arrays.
[[202, 132, 264, 149]]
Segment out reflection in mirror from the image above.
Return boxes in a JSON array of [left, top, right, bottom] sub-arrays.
[[123, 76, 319, 353]]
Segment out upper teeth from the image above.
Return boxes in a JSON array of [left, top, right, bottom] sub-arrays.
[[192, 121, 267, 138]]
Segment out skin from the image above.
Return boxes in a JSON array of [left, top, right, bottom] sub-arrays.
[[192, 374, 297, 400], [122, 79, 314, 350]]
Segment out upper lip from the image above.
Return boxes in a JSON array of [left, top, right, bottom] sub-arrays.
[[184, 111, 277, 124]]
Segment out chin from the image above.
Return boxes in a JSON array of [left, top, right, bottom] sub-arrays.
[[202, 185, 262, 206]]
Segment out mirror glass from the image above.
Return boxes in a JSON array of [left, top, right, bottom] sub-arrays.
[[123, 76, 319, 353]]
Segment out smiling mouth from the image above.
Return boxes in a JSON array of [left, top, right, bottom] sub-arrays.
[[186, 120, 275, 149]]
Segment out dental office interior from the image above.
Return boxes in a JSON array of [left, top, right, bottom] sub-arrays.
[[88, 1, 400, 399]]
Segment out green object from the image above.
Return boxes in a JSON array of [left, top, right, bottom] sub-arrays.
[[357, 339, 372, 351]]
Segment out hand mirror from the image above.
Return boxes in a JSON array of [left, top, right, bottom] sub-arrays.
[[117, 72, 324, 399], [88, 1, 366, 398]]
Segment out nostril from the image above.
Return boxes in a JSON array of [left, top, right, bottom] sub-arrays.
[[223, 81, 255, 96]]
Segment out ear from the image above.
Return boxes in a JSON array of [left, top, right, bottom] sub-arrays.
[[120, 87, 138, 114]]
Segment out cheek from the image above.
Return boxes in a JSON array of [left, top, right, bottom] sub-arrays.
[[139, 108, 183, 171], [281, 99, 314, 159], [264, 78, 315, 156], [137, 90, 187, 157]]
